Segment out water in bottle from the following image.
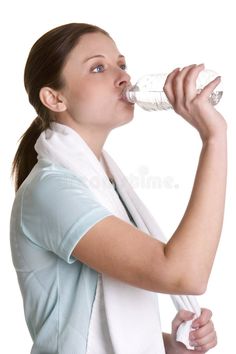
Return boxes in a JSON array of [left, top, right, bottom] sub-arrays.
[[123, 70, 223, 111]]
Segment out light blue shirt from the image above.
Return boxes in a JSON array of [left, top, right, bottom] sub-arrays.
[[10, 159, 113, 354]]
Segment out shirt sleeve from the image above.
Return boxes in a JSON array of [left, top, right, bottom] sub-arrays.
[[21, 170, 113, 263]]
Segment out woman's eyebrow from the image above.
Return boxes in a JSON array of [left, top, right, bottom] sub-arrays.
[[83, 54, 125, 63]]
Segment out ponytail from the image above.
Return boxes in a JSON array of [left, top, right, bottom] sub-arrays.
[[12, 117, 44, 191]]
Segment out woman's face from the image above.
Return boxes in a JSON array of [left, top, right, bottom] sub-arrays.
[[58, 32, 134, 132]]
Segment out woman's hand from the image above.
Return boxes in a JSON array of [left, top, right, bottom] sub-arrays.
[[163, 64, 227, 142], [165, 308, 217, 354]]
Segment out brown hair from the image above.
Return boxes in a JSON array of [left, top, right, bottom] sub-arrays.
[[12, 23, 110, 191]]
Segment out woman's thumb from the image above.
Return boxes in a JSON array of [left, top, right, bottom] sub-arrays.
[[172, 310, 195, 335]]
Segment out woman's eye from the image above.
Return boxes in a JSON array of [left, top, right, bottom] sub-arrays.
[[91, 63, 127, 73], [92, 65, 105, 73]]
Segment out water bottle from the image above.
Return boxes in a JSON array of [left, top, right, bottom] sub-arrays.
[[123, 70, 223, 111]]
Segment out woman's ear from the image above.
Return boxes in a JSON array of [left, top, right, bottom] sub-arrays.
[[39, 87, 67, 112]]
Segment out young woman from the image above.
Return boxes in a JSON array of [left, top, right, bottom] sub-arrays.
[[10, 23, 227, 354]]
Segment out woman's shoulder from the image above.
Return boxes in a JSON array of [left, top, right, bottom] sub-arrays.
[[13, 158, 96, 216], [19, 159, 86, 195]]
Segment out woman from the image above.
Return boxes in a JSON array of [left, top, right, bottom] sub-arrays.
[[10, 23, 227, 354]]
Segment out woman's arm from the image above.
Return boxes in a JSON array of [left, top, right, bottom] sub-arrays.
[[163, 64, 227, 293], [72, 64, 227, 295], [164, 134, 227, 293]]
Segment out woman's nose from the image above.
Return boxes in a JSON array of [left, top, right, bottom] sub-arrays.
[[114, 69, 131, 88]]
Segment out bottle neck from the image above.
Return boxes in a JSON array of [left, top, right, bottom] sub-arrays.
[[123, 87, 136, 104]]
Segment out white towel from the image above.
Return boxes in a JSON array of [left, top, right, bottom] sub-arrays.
[[35, 122, 201, 353]]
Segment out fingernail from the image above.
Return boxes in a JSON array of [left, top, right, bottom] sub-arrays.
[[196, 346, 203, 351], [190, 341, 198, 347], [192, 323, 199, 329]]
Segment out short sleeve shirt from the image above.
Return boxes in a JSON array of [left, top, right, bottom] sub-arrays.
[[10, 159, 113, 354]]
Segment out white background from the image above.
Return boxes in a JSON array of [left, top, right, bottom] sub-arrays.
[[1, 0, 235, 352]]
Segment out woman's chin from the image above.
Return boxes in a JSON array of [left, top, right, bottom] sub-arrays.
[[112, 113, 134, 129]]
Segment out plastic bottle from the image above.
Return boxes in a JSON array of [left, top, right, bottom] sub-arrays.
[[123, 70, 223, 111]]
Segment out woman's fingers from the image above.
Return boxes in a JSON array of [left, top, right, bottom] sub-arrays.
[[190, 320, 214, 339], [191, 330, 217, 351], [183, 64, 205, 102], [192, 308, 212, 329], [189, 308, 217, 352], [194, 339, 217, 353], [164, 63, 219, 110], [171, 309, 217, 352], [173, 64, 198, 104], [190, 319, 215, 343], [171, 309, 195, 336], [196, 75, 221, 102], [164, 64, 196, 105], [164, 64, 202, 111], [163, 67, 180, 104], [163, 63, 225, 139]]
